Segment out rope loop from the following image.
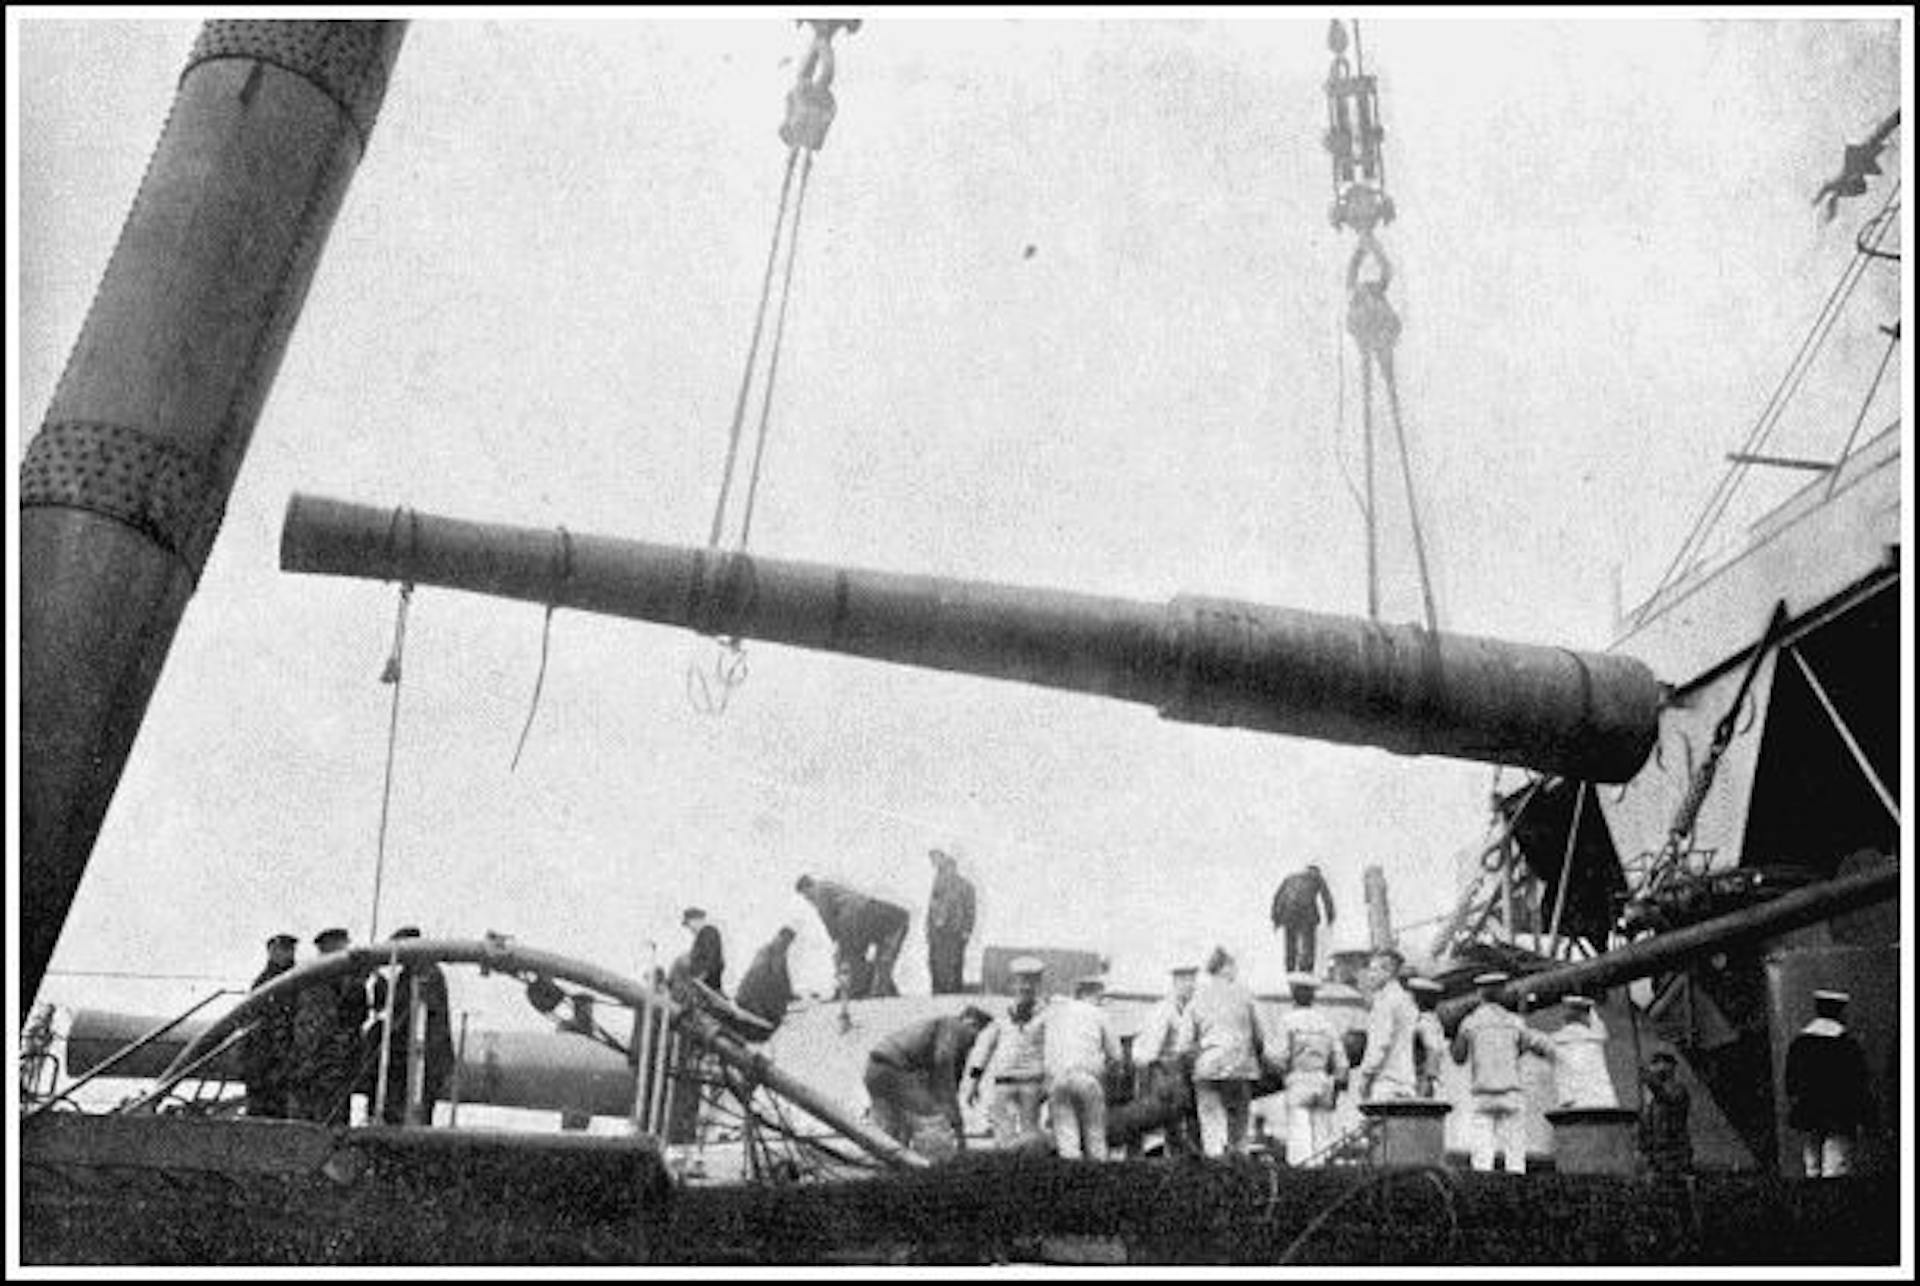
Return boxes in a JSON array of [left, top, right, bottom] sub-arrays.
[[509, 526, 574, 771]]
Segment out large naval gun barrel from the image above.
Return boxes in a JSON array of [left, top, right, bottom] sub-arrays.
[[20, 23, 408, 1016], [283, 495, 1663, 782]]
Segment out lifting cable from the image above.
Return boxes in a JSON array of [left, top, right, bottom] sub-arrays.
[[689, 19, 859, 715], [1323, 19, 1439, 635]]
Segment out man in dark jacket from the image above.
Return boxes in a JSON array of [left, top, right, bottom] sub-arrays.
[[1637, 1047, 1692, 1179], [864, 1006, 993, 1154], [796, 874, 912, 999], [289, 927, 368, 1124], [1784, 989, 1874, 1177], [365, 926, 456, 1125], [240, 932, 299, 1118], [735, 926, 798, 1034], [1270, 863, 1337, 974], [679, 907, 726, 994], [926, 849, 977, 995]]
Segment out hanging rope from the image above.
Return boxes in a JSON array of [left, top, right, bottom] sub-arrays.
[[510, 526, 573, 771], [688, 20, 855, 715], [370, 580, 412, 944]]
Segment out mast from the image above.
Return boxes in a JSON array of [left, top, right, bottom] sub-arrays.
[[19, 21, 409, 1014]]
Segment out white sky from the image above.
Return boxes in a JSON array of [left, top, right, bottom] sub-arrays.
[[10, 10, 1907, 1031]]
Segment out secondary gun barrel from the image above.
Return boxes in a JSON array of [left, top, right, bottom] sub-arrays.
[[19, 22, 408, 1017], [281, 494, 1664, 782]]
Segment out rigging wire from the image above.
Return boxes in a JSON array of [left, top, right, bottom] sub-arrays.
[[1643, 181, 1899, 606], [1823, 319, 1901, 499]]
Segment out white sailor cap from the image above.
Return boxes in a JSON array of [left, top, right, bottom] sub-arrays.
[[1009, 956, 1046, 977], [1473, 971, 1510, 987], [1564, 994, 1596, 1008], [1073, 974, 1107, 996], [1406, 977, 1442, 995], [1813, 989, 1851, 1005]]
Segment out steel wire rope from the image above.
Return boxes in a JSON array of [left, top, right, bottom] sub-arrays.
[[1645, 181, 1899, 605], [1378, 350, 1441, 634], [738, 148, 818, 547], [1823, 320, 1901, 498], [685, 146, 804, 715], [1855, 201, 1900, 261], [1649, 227, 1876, 592], [1646, 227, 1879, 602], [708, 147, 803, 550]]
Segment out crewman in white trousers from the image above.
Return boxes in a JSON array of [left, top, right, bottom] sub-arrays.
[[1273, 974, 1349, 1166]]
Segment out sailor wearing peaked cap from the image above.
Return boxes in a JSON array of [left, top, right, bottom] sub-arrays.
[[288, 928, 368, 1123], [1355, 955, 1419, 1104], [243, 933, 302, 1120], [965, 954, 1050, 1147], [1552, 994, 1619, 1110], [1786, 986, 1871, 1177], [1130, 963, 1202, 1155], [1046, 973, 1123, 1160], [1455, 968, 1555, 1172], [1275, 966, 1348, 1165]]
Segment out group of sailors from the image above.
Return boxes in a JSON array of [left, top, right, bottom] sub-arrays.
[[793, 850, 979, 1001], [238, 926, 454, 1127], [666, 852, 978, 1028], [860, 945, 1669, 1174], [867, 942, 1878, 1178]]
